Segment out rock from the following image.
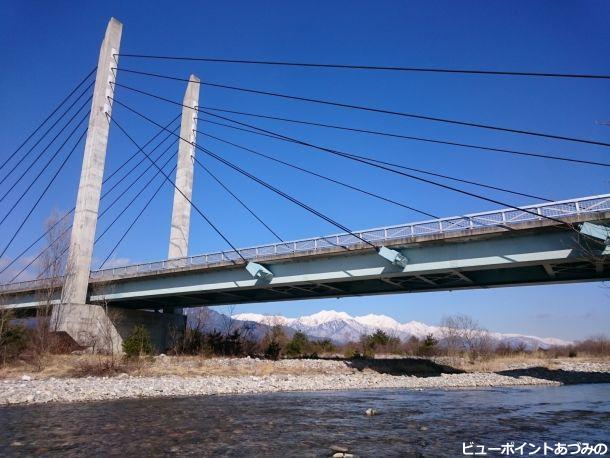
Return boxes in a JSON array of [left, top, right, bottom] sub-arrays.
[[330, 445, 349, 452], [365, 408, 378, 416], [20, 375, 31, 381], [419, 426, 428, 431]]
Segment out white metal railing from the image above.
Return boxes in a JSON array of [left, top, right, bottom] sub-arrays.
[[1, 194, 609, 293]]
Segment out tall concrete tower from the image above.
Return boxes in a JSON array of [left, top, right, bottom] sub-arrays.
[[60, 17, 122, 306], [165, 75, 200, 315], [49, 18, 186, 353], [168, 75, 200, 260]]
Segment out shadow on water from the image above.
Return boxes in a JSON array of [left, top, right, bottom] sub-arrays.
[[496, 367, 610, 385], [342, 357, 463, 376]]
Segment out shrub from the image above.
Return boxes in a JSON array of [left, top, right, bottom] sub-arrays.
[[313, 338, 335, 355], [224, 329, 243, 356], [402, 336, 420, 355], [71, 358, 126, 377], [122, 325, 153, 358], [342, 342, 359, 359], [368, 329, 391, 347], [264, 340, 282, 360], [286, 331, 309, 357], [173, 327, 205, 355], [0, 323, 28, 365], [418, 334, 438, 356]]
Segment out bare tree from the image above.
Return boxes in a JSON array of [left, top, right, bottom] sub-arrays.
[[32, 210, 71, 361], [220, 304, 237, 336], [574, 334, 610, 356], [170, 307, 210, 355], [440, 314, 492, 361], [261, 316, 288, 358], [0, 297, 15, 365]]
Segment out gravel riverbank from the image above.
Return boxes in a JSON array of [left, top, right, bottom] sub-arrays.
[[2, 357, 610, 406], [1, 371, 561, 405]]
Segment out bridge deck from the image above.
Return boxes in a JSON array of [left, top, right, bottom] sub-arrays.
[[1, 194, 609, 308]]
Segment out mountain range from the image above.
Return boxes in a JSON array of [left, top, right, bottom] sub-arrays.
[[226, 309, 571, 350]]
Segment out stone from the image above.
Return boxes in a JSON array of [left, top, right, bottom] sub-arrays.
[[365, 408, 378, 416], [0, 358, 604, 405], [330, 445, 349, 453], [20, 375, 31, 381]]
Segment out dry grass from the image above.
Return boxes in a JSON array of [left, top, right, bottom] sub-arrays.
[[0, 355, 350, 379], [2, 354, 609, 380], [436, 353, 610, 372]]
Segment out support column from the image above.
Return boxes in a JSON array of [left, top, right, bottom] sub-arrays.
[[168, 74, 200, 260], [166, 75, 200, 315], [54, 18, 122, 318]]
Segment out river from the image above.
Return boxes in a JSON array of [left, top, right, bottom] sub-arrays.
[[1, 384, 609, 457]]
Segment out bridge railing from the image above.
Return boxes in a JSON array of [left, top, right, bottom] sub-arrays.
[[2, 194, 609, 292]]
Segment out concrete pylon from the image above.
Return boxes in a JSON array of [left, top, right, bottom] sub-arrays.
[[168, 74, 200, 261], [49, 18, 187, 354], [51, 18, 123, 347], [60, 18, 122, 306], [166, 75, 200, 315]]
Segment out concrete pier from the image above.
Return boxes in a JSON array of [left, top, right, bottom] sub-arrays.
[[50, 303, 186, 355]]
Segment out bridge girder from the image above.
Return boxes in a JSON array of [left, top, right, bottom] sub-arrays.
[[3, 217, 609, 311]]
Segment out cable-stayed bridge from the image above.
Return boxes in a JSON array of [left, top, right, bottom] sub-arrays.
[[1, 18, 608, 351], [1, 194, 609, 312]]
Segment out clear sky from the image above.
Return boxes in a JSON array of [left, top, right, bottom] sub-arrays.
[[0, 1, 609, 340]]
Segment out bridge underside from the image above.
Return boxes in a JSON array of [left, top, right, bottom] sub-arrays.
[[98, 259, 608, 310], [4, 219, 608, 311]]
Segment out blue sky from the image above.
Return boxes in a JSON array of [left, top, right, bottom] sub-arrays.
[[0, 1, 609, 339]]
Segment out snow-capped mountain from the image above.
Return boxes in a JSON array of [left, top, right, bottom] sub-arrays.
[[185, 308, 287, 341], [232, 309, 571, 350]]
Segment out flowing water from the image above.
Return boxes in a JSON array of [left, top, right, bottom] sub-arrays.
[[1, 384, 609, 457]]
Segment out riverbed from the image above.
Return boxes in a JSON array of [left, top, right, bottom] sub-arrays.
[[1, 384, 609, 456], [2, 357, 609, 406]]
